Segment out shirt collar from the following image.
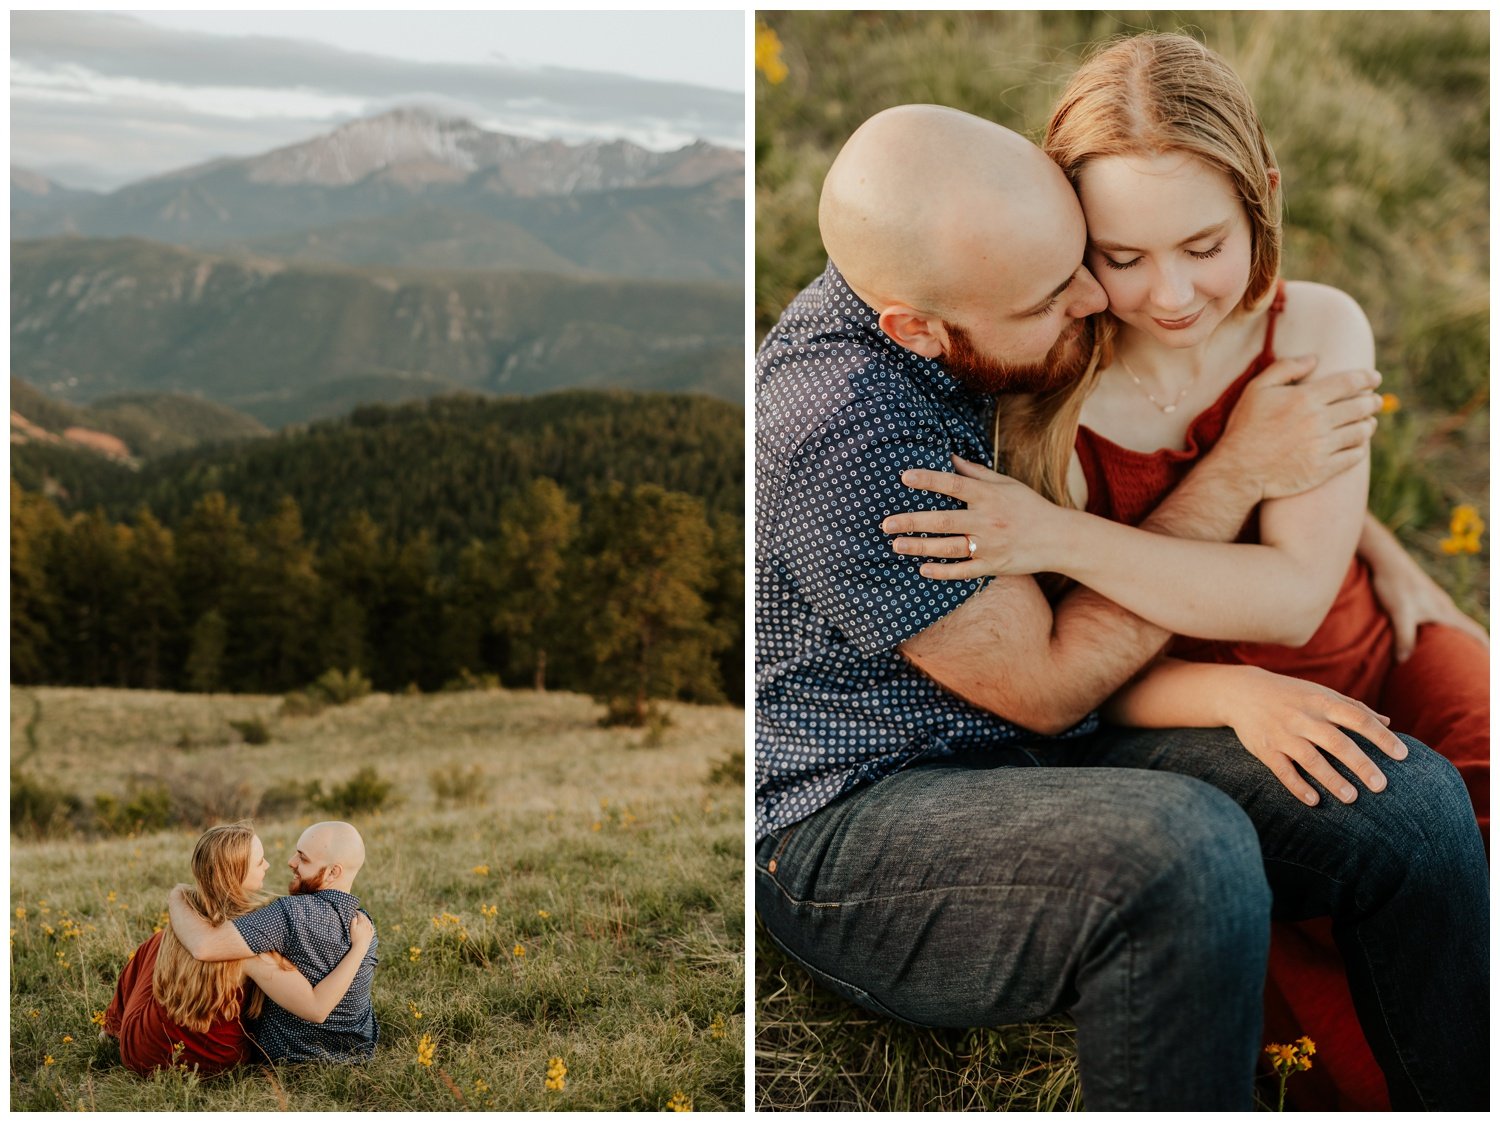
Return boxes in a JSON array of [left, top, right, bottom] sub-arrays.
[[819, 260, 979, 405]]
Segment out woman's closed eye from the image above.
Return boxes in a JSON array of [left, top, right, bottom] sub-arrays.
[[1098, 241, 1225, 271]]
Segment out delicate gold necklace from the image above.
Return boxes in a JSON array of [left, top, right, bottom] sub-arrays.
[[1117, 353, 1200, 415]]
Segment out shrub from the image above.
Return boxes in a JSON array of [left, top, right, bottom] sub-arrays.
[[11, 771, 83, 838], [312, 668, 372, 705], [441, 668, 502, 693], [229, 718, 272, 745], [309, 766, 394, 816], [257, 779, 314, 821], [94, 786, 173, 836], [280, 689, 325, 718], [429, 763, 495, 807], [167, 771, 258, 828], [706, 749, 745, 787]]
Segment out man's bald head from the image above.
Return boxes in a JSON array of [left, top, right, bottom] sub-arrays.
[[290, 821, 366, 894], [819, 104, 1083, 316]]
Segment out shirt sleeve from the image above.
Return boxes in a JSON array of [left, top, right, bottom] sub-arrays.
[[779, 396, 986, 656], [232, 897, 295, 956]]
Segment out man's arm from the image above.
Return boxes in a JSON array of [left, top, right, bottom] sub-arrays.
[[901, 360, 1382, 733], [167, 884, 256, 962]]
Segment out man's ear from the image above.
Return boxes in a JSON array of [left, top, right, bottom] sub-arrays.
[[878, 305, 947, 359], [326, 863, 343, 883]]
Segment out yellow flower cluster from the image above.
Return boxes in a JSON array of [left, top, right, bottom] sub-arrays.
[[1265, 1036, 1315, 1075], [1441, 505, 1485, 555], [480, 904, 498, 919], [1379, 392, 1400, 414], [416, 1033, 436, 1068], [666, 1090, 694, 1111], [756, 23, 788, 85], [513, 943, 526, 958], [709, 1013, 727, 1040], [536, 909, 551, 920], [432, 912, 463, 929], [545, 1056, 567, 1092], [408, 1002, 424, 1020], [90, 1011, 106, 1027], [471, 865, 490, 876], [408, 945, 422, 963]]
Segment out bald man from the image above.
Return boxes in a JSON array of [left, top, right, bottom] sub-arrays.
[[754, 105, 1483, 1109], [169, 821, 379, 1063]]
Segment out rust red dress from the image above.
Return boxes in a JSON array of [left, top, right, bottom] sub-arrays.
[[1073, 285, 1489, 1111], [103, 930, 251, 1075]]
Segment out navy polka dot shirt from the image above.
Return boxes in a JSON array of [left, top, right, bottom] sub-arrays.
[[233, 890, 378, 1063], [754, 261, 1097, 839]]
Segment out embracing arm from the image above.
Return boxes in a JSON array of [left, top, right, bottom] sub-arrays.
[[897, 353, 1381, 733], [167, 884, 255, 962], [239, 913, 373, 1024], [893, 300, 1382, 644]]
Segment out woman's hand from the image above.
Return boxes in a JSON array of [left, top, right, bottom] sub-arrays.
[[348, 912, 374, 954], [883, 455, 1072, 578], [1223, 666, 1407, 806], [1360, 513, 1489, 661]]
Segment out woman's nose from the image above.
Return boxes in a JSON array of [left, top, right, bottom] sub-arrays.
[[1151, 265, 1194, 313]]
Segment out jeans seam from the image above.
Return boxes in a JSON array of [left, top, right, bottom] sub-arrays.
[[762, 874, 1137, 916]]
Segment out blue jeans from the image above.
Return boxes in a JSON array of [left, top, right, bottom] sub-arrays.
[[755, 727, 1488, 1110]]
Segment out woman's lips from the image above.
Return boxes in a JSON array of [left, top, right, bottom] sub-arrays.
[[1152, 308, 1203, 331]]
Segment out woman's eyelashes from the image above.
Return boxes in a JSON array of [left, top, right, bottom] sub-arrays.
[[1095, 242, 1226, 271]]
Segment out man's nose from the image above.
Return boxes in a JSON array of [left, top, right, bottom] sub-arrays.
[[1070, 267, 1109, 317]]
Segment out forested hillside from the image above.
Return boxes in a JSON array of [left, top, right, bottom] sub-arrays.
[[12, 390, 745, 710]]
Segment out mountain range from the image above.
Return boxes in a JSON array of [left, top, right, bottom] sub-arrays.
[[11, 107, 745, 426], [12, 107, 743, 281]]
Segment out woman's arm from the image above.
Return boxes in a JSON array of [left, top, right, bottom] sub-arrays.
[[239, 912, 373, 1024], [1104, 658, 1406, 806], [890, 285, 1378, 644], [1359, 512, 1489, 660]]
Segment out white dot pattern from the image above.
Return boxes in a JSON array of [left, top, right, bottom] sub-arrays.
[[233, 889, 379, 1062], [754, 262, 1097, 839]]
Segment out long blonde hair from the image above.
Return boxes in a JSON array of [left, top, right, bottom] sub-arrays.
[[998, 32, 1283, 506], [151, 822, 268, 1032]]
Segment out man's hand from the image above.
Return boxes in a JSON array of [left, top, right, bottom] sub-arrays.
[[1360, 513, 1489, 660], [1214, 356, 1382, 500], [167, 882, 255, 962]]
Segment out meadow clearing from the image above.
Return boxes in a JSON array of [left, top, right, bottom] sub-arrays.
[[10, 685, 744, 1111], [755, 9, 1487, 1111]]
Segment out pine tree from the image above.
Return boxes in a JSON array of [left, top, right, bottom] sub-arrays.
[[10, 483, 66, 683], [121, 508, 180, 690], [493, 477, 579, 690], [577, 484, 726, 725]]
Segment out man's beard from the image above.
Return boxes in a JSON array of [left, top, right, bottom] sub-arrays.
[[289, 866, 328, 895], [942, 316, 1095, 394]]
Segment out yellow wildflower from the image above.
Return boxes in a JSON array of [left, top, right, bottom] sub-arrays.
[[592, 821, 602, 832], [755, 23, 788, 85], [709, 1013, 727, 1040], [666, 1090, 694, 1111], [545, 1056, 567, 1092], [28, 1009, 39, 1019], [474, 1077, 489, 1095], [61, 1035, 73, 1044], [16, 906, 26, 920], [106, 891, 117, 903], [416, 1033, 435, 1067], [513, 943, 526, 957], [537, 909, 550, 919], [1379, 392, 1400, 414], [90, 1011, 106, 1027], [407, 1002, 423, 1019], [1296, 1035, 1316, 1056], [409, 945, 422, 962], [43, 1055, 55, 1067], [480, 904, 498, 919], [471, 865, 490, 876]]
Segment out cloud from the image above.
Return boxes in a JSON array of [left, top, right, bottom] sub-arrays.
[[11, 11, 744, 190]]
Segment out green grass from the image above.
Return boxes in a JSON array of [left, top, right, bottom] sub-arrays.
[[756, 9, 1488, 623], [10, 686, 744, 1110], [755, 10, 1487, 1110]]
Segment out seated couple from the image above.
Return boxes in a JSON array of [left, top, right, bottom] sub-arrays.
[[103, 820, 379, 1074], [754, 32, 1487, 1112]]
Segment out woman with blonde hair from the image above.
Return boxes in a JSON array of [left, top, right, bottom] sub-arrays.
[[103, 821, 373, 1073], [888, 31, 1487, 1110]]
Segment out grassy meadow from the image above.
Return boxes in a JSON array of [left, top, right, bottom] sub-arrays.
[[10, 685, 744, 1111], [755, 9, 1487, 1111]]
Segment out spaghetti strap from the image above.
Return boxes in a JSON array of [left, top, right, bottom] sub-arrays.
[[1259, 280, 1288, 359]]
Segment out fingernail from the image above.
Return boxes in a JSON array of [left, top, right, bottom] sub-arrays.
[[1341, 785, 1357, 801], [1393, 741, 1408, 758], [892, 541, 909, 554], [1303, 791, 1318, 805], [1368, 773, 1386, 792]]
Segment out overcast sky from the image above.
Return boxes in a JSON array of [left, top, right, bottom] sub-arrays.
[[12, 10, 746, 191]]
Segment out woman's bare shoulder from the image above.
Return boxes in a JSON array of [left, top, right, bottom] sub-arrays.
[[1277, 280, 1375, 369]]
